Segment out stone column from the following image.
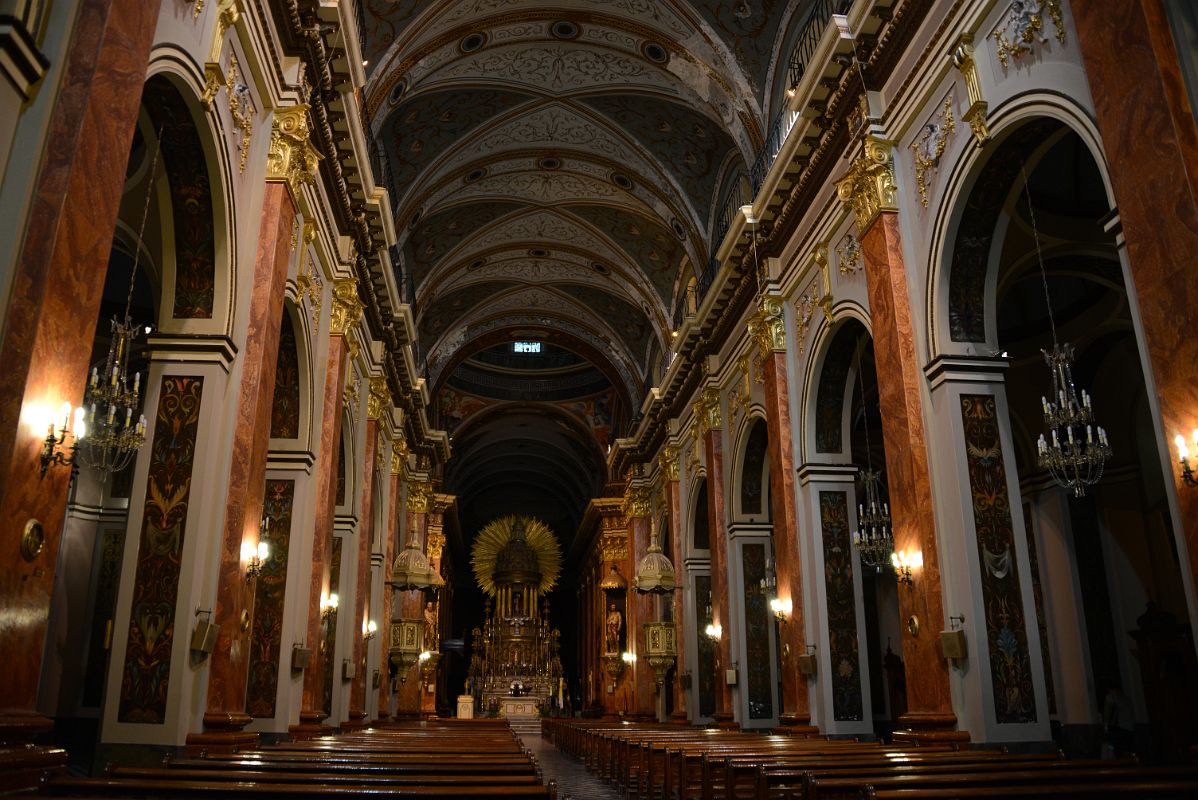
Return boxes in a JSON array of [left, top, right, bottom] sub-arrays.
[[700, 387, 737, 728], [1072, 0, 1198, 632], [342, 379, 388, 728], [392, 478, 432, 719], [376, 442, 405, 721], [291, 281, 362, 738], [836, 137, 966, 743], [625, 481, 655, 719], [188, 112, 317, 750], [660, 446, 690, 723], [0, 0, 160, 756], [750, 298, 818, 733]]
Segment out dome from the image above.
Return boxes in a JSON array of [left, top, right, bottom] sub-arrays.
[[494, 518, 542, 582]]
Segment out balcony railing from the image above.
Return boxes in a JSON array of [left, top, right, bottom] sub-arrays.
[[712, 176, 748, 254]]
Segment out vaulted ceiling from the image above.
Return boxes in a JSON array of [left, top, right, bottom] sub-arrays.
[[360, 0, 804, 550]]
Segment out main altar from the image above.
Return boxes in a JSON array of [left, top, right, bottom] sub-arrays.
[[466, 516, 563, 714]]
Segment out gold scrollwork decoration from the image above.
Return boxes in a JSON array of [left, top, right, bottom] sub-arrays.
[[836, 136, 898, 234], [407, 480, 434, 514], [623, 483, 652, 520], [343, 374, 361, 411], [295, 220, 323, 327], [910, 96, 955, 208], [224, 52, 254, 174], [368, 377, 391, 421], [993, 0, 1066, 68], [659, 445, 680, 482], [699, 387, 722, 432], [330, 279, 363, 337], [951, 34, 990, 145]]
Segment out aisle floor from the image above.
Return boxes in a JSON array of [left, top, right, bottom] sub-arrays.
[[517, 728, 622, 800]]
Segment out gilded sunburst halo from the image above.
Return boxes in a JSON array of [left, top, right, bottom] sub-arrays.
[[470, 515, 562, 596]]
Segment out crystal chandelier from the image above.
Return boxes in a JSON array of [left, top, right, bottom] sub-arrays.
[[850, 341, 894, 571], [1022, 168, 1110, 497], [77, 125, 164, 475]]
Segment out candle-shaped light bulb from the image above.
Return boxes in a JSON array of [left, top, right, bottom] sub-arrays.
[[1191, 429, 1198, 449], [72, 406, 87, 439], [125, 407, 133, 428], [90, 368, 98, 389], [1067, 426, 1074, 445], [107, 404, 116, 425], [1052, 429, 1060, 448], [1086, 424, 1093, 444], [133, 372, 140, 395]]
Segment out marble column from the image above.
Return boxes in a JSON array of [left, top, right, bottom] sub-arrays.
[[342, 391, 385, 729], [837, 140, 965, 742], [376, 447, 404, 721], [186, 177, 297, 752], [1073, 0, 1198, 628], [752, 301, 818, 732], [392, 478, 431, 719], [291, 282, 362, 738], [625, 483, 655, 719], [661, 446, 690, 723], [0, 0, 160, 752], [701, 388, 738, 728]]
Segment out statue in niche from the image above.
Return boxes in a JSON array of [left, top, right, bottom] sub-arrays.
[[605, 602, 623, 653], [423, 600, 439, 651]]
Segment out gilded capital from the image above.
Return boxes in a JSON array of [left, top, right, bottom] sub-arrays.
[[330, 279, 363, 336], [426, 531, 446, 561], [659, 445, 680, 482], [836, 136, 898, 234], [623, 483, 652, 520], [407, 480, 434, 514], [750, 295, 787, 362], [266, 105, 321, 193], [699, 387, 722, 432], [368, 377, 391, 420], [390, 450, 404, 476]]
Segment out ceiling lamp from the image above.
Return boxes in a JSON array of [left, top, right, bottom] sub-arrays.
[[850, 340, 895, 572], [634, 521, 676, 593], [1023, 168, 1110, 497]]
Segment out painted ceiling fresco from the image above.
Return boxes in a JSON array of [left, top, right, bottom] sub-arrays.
[[362, 1, 812, 541]]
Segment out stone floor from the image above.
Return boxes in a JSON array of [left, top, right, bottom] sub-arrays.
[[517, 726, 622, 800]]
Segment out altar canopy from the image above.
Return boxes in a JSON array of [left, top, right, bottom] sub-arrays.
[[468, 517, 563, 713]]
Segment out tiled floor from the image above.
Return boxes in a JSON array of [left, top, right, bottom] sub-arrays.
[[518, 730, 622, 800]]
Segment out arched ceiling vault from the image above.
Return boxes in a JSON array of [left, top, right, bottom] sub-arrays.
[[361, 0, 802, 548]]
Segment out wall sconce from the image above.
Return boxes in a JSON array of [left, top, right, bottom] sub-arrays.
[[891, 549, 922, 588], [1174, 431, 1198, 486], [621, 651, 636, 665], [321, 592, 339, 620], [769, 596, 792, 622], [38, 402, 84, 478], [243, 539, 270, 580], [363, 620, 378, 641], [704, 622, 722, 641]]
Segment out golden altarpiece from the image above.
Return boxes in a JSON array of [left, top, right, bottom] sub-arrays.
[[467, 517, 563, 714]]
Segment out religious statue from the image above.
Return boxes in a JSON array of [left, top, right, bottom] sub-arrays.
[[605, 603, 623, 653], [423, 600, 439, 651]]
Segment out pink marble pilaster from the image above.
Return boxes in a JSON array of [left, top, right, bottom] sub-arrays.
[[665, 477, 689, 723], [0, 0, 161, 747], [628, 514, 655, 719], [761, 351, 817, 732], [860, 211, 965, 743], [1073, 0, 1198, 621], [291, 336, 349, 737], [377, 468, 401, 721], [342, 418, 379, 729], [703, 429, 737, 728], [187, 183, 294, 751]]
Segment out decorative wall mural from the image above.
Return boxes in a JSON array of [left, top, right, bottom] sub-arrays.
[[948, 119, 1060, 342], [741, 542, 774, 720], [143, 78, 216, 320], [270, 312, 300, 438], [336, 438, 346, 507], [819, 491, 864, 721], [246, 479, 295, 718], [118, 375, 204, 723], [960, 394, 1036, 724], [694, 573, 716, 718]]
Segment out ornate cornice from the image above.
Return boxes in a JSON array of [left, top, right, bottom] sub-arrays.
[[329, 279, 363, 337], [367, 376, 391, 420], [836, 136, 898, 234], [266, 104, 322, 194]]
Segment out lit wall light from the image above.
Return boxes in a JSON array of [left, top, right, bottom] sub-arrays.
[[1174, 430, 1198, 487], [621, 651, 636, 664], [704, 622, 722, 641], [321, 592, 339, 620], [243, 538, 270, 579], [891, 549, 923, 588], [363, 620, 378, 641], [38, 402, 85, 477], [769, 596, 792, 622]]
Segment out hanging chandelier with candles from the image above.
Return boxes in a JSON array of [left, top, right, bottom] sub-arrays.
[[850, 340, 894, 571], [1021, 167, 1110, 497]]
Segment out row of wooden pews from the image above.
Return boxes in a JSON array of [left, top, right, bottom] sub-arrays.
[[41, 720, 556, 799], [542, 718, 1198, 800]]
